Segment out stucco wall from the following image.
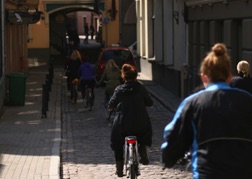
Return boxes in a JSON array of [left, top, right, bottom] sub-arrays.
[[27, 1, 49, 49]]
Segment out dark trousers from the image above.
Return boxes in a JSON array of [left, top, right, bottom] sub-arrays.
[[114, 144, 147, 162], [80, 79, 95, 100]]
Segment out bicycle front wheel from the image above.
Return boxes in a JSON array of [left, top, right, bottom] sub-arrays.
[[104, 108, 111, 120], [73, 86, 78, 103], [130, 164, 137, 179]]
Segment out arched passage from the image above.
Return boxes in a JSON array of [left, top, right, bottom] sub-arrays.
[[45, 4, 103, 66]]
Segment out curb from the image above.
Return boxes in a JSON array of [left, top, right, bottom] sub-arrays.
[[48, 71, 62, 179]]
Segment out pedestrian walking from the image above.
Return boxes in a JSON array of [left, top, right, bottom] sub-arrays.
[[90, 24, 95, 40], [108, 64, 153, 177], [67, 26, 80, 49], [84, 23, 89, 44], [230, 60, 252, 93], [161, 43, 252, 179]]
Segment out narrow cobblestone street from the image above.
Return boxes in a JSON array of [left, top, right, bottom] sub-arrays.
[[60, 77, 192, 179]]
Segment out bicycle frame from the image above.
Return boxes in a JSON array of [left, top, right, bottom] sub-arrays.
[[85, 85, 93, 111], [124, 136, 139, 178], [72, 79, 79, 103], [104, 94, 115, 123]]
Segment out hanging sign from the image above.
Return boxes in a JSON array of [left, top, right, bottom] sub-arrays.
[[103, 17, 110, 24], [7, 9, 43, 24]]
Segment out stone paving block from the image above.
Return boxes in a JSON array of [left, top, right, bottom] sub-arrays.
[[0, 66, 190, 179], [60, 76, 192, 179]]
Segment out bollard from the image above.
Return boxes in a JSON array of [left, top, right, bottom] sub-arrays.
[[49, 63, 54, 80], [46, 74, 52, 92], [45, 78, 50, 111], [41, 84, 47, 118], [49, 58, 54, 79]]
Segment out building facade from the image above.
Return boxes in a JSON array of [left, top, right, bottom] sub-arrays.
[[0, 0, 39, 110], [0, 0, 127, 110], [186, 0, 252, 93], [136, 0, 187, 97], [137, 0, 252, 99], [28, 0, 124, 64]]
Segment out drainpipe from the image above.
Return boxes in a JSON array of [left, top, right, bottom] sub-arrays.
[[135, 0, 140, 58], [119, 0, 122, 45]]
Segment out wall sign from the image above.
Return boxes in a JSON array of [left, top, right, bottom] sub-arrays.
[[7, 9, 43, 24]]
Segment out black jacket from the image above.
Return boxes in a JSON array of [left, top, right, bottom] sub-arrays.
[[68, 59, 81, 79], [230, 75, 252, 94], [108, 81, 153, 150], [161, 82, 252, 179]]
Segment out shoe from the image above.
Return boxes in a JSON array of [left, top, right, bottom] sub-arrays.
[[116, 170, 123, 177], [138, 145, 149, 165], [135, 164, 141, 176], [139, 158, 149, 165], [115, 161, 124, 177]]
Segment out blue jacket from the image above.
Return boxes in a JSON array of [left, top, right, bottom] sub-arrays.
[[78, 62, 95, 80], [161, 82, 252, 179]]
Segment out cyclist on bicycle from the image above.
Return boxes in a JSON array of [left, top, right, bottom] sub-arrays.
[[161, 43, 252, 179], [108, 64, 153, 177], [98, 59, 122, 108], [66, 50, 81, 102], [77, 57, 95, 103]]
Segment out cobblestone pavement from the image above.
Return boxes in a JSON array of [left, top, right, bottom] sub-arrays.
[[60, 76, 192, 179]]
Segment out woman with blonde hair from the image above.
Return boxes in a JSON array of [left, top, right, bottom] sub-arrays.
[[99, 59, 122, 107], [67, 50, 82, 102], [161, 43, 252, 179], [230, 60, 252, 93]]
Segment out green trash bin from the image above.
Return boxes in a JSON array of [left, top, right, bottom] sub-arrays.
[[7, 73, 27, 106]]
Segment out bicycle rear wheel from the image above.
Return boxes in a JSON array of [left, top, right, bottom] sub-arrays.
[[104, 108, 111, 120], [130, 164, 137, 179], [85, 90, 93, 111], [73, 85, 78, 103]]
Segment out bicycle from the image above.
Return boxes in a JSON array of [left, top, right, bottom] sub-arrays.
[[84, 84, 93, 111], [104, 106, 114, 120], [177, 151, 192, 171], [124, 136, 140, 179], [104, 96, 115, 124], [102, 81, 117, 124], [72, 78, 79, 103]]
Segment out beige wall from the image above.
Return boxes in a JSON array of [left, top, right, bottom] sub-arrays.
[[77, 12, 90, 35], [27, 1, 49, 49], [102, 0, 119, 46], [28, 0, 120, 50]]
